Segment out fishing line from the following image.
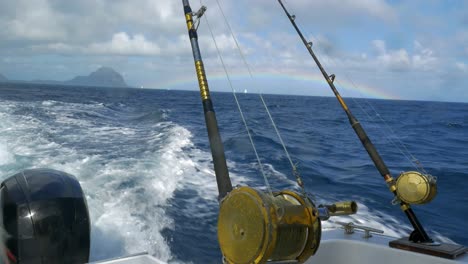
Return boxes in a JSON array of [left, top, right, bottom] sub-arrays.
[[202, 6, 273, 196], [310, 48, 424, 173], [337, 75, 428, 174], [315, 48, 427, 174], [284, 1, 427, 174], [214, 0, 307, 196]]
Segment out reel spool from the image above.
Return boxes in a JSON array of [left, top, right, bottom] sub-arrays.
[[218, 186, 320, 264], [395, 171, 437, 205]]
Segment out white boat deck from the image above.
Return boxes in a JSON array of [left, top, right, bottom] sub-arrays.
[[310, 229, 468, 264], [92, 228, 468, 264]]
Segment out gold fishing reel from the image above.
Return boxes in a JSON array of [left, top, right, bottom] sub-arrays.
[[395, 171, 437, 205], [217, 186, 321, 264]]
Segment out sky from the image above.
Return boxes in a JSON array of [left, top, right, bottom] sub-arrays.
[[0, 0, 467, 102]]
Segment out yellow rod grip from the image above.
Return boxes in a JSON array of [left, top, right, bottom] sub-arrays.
[[195, 61, 210, 100]]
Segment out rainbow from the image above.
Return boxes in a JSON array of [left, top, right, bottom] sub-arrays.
[[152, 69, 399, 100]]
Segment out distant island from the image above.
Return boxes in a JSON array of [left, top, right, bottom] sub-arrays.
[[65, 67, 128, 87], [0, 67, 128, 88]]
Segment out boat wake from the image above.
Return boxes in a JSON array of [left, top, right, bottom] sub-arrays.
[[0, 96, 251, 263], [0, 98, 196, 262]]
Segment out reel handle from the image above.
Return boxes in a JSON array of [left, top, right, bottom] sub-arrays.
[[318, 201, 358, 220]]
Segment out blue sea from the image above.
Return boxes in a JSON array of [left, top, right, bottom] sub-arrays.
[[0, 83, 466, 263]]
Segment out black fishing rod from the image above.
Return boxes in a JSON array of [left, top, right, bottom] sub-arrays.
[[182, 0, 232, 200], [277, 0, 432, 243]]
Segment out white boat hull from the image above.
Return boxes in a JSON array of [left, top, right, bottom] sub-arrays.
[[309, 229, 467, 264], [93, 229, 468, 264]]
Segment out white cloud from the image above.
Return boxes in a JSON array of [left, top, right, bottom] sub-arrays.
[[88, 32, 161, 56], [255, 0, 397, 26], [0, 0, 185, 44], [30, 33, 162, 56], [371, 40, 437, 71], [199, 33, 237, 54], [372, 40, 410, 71], [454, 30, 468, 56], [373, 40, 386, 54], [412, 41, 437, 71], [319, 0, 397, 23], [2, 0, 66, 41], [456, 62, 468, 73]]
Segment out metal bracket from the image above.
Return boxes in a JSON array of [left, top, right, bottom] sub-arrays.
[[334, 221, 384, 239], [192, 6, 207, 19], [329, 74, 335, 83], [291, 15, 296, 21], [307, 41, 313, 48], [191, 6, 207, 30]]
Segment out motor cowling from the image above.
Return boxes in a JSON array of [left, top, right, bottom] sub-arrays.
[[0, 168, 90, 264]]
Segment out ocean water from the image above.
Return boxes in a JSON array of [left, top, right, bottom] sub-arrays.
[[0, 83, 466, 263]]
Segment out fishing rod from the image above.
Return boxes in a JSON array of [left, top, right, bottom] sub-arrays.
[[181, 1, 359, 263], [182, 0, 232, 200], [277, 0, 434, 244]]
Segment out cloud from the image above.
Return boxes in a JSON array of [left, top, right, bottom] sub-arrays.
[[37, 42, 76, 53], [412, 41, 438, 71], [310, 35, 337, 56], [199, 33, 238, 55], [1, 0, 66, 41], [455, 30, 468, 56], [373, 40, 386, 54], [456, 62, 468, 73], [371, 40, 437, 72], [0, 0, 184, 44], [30, 32, 162, 56], [88, 32, 161, 56], [252, 0, 397, 28], [310, 0, 397, 23], [372, 40, 410, 71]]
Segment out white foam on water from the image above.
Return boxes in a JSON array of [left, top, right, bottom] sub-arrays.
[[321, 202, 456, 244], [0, 141, 15, 166], [260, 163, 298, 188], [42, 100, 58, 106], [0, 110, 20, 168], [0, 99, 204, 262], [53, 124, 202, 262]]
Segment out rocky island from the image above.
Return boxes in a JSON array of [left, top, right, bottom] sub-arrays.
[[66, 67, 128, 88], [0, 67, 128, 88]]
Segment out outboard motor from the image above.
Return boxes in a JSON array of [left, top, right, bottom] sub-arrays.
[[0, 169, 90, 263]]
